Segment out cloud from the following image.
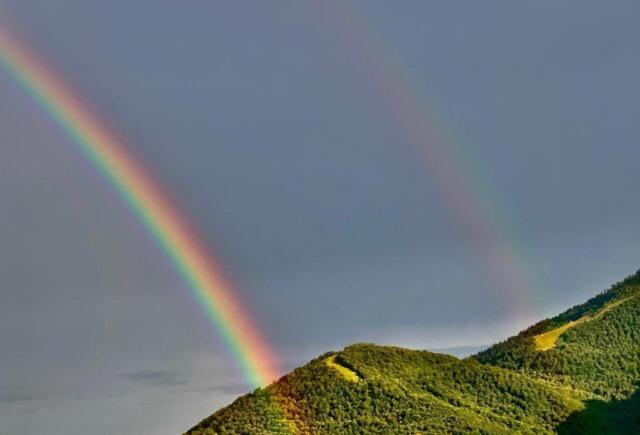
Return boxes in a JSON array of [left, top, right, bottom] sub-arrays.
[[122, 369, 188, 387], [195, 382, 249, 396], [0, 391, 52, 403]]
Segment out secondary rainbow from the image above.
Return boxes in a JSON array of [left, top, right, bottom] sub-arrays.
[[318, 1, 538, 320], [0, 26, 279, 388]]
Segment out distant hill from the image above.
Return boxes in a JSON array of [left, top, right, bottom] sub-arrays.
[[186, 270, 640, 434], [428, 345, 489, 358]]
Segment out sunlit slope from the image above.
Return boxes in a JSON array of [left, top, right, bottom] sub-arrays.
[[534, 321, 578, 351], [186, 270, 640, 434], [324, 355, 360, 382], [533, 296, 635, 351], [187, 344, 582, 434], [476, 271, 640, 399]]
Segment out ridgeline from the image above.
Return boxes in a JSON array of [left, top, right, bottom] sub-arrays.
[[187, 270, 640, 434]]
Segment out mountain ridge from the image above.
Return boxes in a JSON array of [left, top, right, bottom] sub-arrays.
[[187, 269, 640, 434]]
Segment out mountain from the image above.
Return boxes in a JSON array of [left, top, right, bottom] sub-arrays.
[[186, 270, 640, 434]]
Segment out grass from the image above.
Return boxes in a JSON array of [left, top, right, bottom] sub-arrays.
[[534, 321, 579, 351], [534, 296, 634, 351], [324, 355, 360, 382]]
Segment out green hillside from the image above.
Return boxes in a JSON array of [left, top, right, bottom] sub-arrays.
[[475, 271, 640, 399], [186, 270, 640, 434]]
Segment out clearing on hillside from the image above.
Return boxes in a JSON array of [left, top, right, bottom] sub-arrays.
[[324, 355, 360, 382], [534, 296, 634, 351]]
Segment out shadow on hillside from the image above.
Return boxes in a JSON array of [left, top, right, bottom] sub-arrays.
[[557, 388, 640, 434]]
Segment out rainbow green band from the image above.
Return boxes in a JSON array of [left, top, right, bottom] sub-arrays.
[[0, 26, 279, 389]]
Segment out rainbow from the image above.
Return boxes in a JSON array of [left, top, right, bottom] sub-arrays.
[[0, 26, 279, 388], [318, 1, 538, 320]]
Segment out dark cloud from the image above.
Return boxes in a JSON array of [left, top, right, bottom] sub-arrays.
[[122, 370, 188, 387], [0, 392, 52, 403], [181, 382, 251, 396]]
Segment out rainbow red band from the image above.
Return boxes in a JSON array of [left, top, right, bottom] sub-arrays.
[[0, 26, 279, 388]]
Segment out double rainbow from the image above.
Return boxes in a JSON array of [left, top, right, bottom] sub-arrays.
[[1, 1, 537, 393], [0, 27, 279, 388]]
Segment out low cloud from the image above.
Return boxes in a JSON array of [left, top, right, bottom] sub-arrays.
[[122, 369, 188, 387], [0, 391, 52, 403]]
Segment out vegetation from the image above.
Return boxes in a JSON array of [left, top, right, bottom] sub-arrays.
[[476, 270, 640, 400], [533, 296, 635, 351], [186, 269, 640, 434], [534, 321, 579, 351], [324, 355, 360, 382]]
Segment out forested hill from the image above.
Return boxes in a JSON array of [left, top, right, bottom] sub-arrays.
[[186, 270, 640, 434], [475, 270, 640, 399]]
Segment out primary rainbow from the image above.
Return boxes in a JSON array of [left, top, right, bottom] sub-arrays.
[[0, 27, 279, 388]]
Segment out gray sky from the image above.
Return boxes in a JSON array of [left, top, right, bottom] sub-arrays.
[[1, 1, 639, 434]]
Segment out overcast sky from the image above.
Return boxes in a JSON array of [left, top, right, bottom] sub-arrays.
[[1, 1, 640, 434]]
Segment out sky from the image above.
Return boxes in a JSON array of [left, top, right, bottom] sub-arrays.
[[1, 1, 639, 434]]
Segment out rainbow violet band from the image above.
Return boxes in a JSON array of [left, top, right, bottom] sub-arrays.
[[320, 0, 535, 318], [0, 26, 279, 389]]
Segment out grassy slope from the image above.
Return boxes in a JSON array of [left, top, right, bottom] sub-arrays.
[[534, 321, 578, 351], [187, 270, 640, 434], [324, 355, 360, 382]]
